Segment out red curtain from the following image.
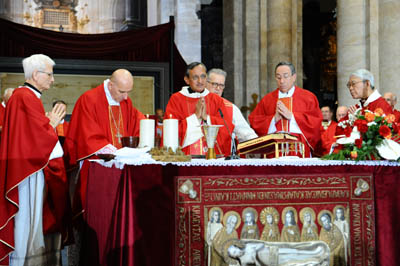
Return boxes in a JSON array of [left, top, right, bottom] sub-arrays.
[[0, 18, 186, 90]]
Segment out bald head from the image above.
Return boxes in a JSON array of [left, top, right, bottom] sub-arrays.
[[383, 92, 397, 109], [3, 88, 14, 104], [108, 69, 134, 102], [336, 106, 348, 121]]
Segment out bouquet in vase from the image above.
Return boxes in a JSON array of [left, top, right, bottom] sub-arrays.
[[324, 107, 400, 161]]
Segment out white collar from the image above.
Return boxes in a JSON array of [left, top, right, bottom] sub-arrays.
[[104, 79, 120, 106], [26, 86, 41, 99], [278, 86, 295, 98], [179, 86, 209, 98], [364, 90, 381, 107], [1, 101, 5, 108]]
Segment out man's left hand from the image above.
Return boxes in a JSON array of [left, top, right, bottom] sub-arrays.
[[47, 103, 66, 128]]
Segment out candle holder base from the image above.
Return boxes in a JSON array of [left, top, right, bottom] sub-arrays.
[[206, 148, 216, 160]]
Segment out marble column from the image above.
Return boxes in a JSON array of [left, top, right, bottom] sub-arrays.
[[379, 0, 400, 100], [337, 0, 367, 107]]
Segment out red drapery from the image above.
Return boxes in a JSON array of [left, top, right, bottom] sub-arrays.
[[83, 162, 400, 266], [0, 18, 186, 90]]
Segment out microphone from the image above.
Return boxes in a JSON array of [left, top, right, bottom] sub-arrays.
[[218, 109, 240, 160]]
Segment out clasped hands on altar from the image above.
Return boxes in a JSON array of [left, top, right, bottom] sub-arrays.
[[274, 100, 293, 121]]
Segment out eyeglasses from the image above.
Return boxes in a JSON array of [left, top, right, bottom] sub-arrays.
[[207, 81, 225, 89], [346, 80, 364, 89], [38, 71, 54, 77]]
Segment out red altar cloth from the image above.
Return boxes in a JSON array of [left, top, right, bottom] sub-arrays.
[[82, 162, 400, 266]]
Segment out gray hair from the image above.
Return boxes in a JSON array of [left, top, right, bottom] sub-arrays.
[[350, 69, 375, 89], [22, 54, 55, 80], [275, 61, 296, 75], [207, 68, 227, 80]]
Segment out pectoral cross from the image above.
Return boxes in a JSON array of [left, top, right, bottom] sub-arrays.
[[116, 132, 122, 143]]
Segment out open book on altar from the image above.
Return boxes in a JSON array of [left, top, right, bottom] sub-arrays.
[[237, 132, 305, 158]]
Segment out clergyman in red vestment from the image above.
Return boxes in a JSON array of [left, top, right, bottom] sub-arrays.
[[314, 106, 337, 157], [383, 92, 400, 123], [164, 62, 234, 157], [248, 61, 322, 157], [206, 68, 257, 143], [63, 69, 145, 216], [0, 54, 70, 266]]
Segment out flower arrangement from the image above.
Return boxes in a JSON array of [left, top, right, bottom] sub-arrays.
[[324, 108, 400, 161]]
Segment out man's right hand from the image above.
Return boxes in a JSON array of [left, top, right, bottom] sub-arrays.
[[48, 103, 66, 128], [195, 97, 207, 121]]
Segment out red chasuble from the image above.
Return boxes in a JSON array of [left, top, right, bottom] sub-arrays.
[[165, 90, 234, 156], [0, 87, 70, 264], [248, 86, 322, 157], [64, 83, 145, 166], [314, 121, 337, 157], [63, 83, 144, 218]]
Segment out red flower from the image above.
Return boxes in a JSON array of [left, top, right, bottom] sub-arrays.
[[392, 123, 399, 134], [351, 151, 358, 159], [343, 126, 352, 137], [354, 119, 368, 133], [355, 138, 363, 149], [379, 125, 392, 139]]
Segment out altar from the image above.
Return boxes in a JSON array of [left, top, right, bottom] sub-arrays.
[[80, 158, 400, 266]]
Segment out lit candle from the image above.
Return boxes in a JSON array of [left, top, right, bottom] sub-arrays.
[[163, 114, 179, 152], [139, 116, 155, 148]]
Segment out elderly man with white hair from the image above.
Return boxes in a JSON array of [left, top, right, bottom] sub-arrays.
[[0, 54, 70, 266], [346, 69, 392, 115]]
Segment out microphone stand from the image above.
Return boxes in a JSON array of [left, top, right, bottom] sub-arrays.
[[218, 109, 240, 160]]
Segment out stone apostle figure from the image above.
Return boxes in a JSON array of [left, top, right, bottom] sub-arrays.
[[319, 211, 346, 266], [240, 208, 260, 240], [280, 208, 301, 242], [260, 207, 280, 242]]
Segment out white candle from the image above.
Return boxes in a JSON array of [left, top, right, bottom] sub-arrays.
[[163, 118, 179, 152], [139, 118, 155, 148]]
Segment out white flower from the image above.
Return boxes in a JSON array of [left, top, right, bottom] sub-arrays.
[[377, 139, 400, 160], [367, 121, 377, 127], [336, 126, 360, 145]]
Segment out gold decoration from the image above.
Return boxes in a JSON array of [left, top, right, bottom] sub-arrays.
[[259, 207, 279, 225], [149, 147, 191, 162], [204, 176, 347, 187]]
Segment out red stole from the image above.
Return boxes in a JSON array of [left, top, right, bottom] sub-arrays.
[[55, 121, 69, 137], [275, 97, 292, 132]]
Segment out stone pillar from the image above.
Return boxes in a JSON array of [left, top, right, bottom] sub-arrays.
[[223, 0, 244, 107], [337, 0, 367, 107], [379, 0, 400, 100], [174, 0, 201, 63], [244, 0, 260, 107], [265, 0, 303, 94]]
